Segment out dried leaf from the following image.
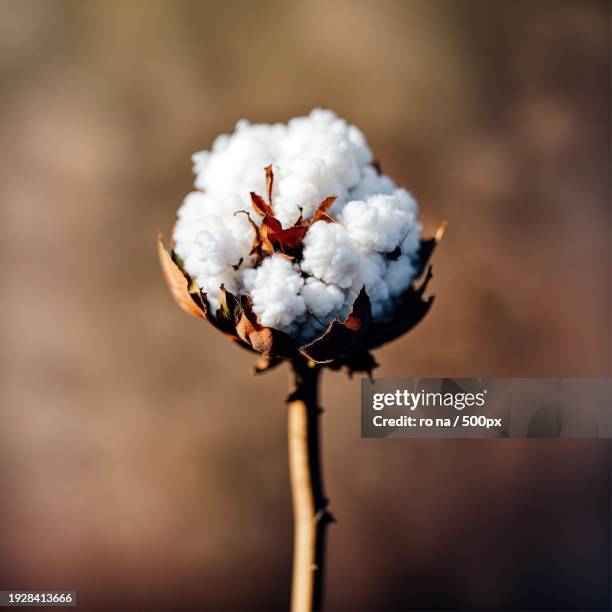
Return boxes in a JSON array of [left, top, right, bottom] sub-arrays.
[[365, 266, 434, 350], [311, 196, 337, 224], [300, 288, 372, 363], [250, 191, 274, 217], [157, 233, 207, 319]]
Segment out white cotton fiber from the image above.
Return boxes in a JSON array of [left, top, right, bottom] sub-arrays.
[[172, 109, 423, 339], [339, 191, 419, 254], [301, 278, 345, 320], [301, 221, 362, 289], [348, 165, 396, 201], [386, 255, 417, 298], [242, 254, 306, 331]]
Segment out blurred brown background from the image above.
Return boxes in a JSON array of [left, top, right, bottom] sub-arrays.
[[0, 1, 610, 610]]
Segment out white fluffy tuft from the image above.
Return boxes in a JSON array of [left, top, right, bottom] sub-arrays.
[[242, 254, 306, 331], [301, 221, 362, 289]]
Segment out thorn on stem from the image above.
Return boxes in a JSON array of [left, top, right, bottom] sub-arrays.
[[314, 508, 336, 525]]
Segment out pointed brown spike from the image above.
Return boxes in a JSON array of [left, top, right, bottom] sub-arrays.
[[299, 288, 372, 363], [157, 233, 207, 320], [265, 165, 274, 207], [435, 220, 448, 242], [414, 221, 446, 278], [250, 191, 274, 217]]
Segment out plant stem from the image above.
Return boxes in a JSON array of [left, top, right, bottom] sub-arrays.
[[287, 360, 332, 612]]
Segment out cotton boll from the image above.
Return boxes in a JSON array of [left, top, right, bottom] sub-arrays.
[[339, 192, 419, 254], [242, 254, 306, 331], [301, 278, 345, 319], [172, 109, 426, 335], [301, 221, 361, 288]]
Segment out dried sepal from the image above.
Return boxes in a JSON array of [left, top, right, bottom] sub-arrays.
[[157, 233, 207, 320], [265, 164, 274, 207], [250, 191, 274, 217], [215, 285, 242, 332], [247, 170, 339, 261], [237, 296, 298, 358], [311, 196, 337, 224], [300, 288, 372, 363], [260, 215, 308, 257], [365, 266, 434, 350]]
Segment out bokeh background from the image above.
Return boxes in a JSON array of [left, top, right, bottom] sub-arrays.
[[1, 0, 610, 610]]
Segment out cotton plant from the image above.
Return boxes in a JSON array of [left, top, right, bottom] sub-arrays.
[[158, 109, 444, 612]]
